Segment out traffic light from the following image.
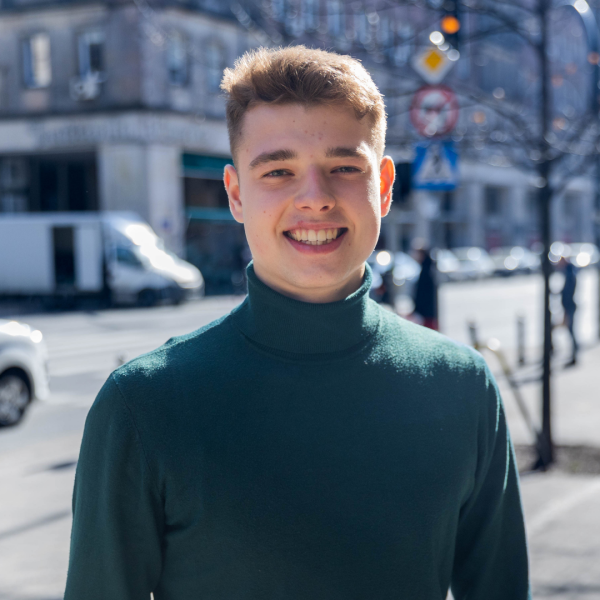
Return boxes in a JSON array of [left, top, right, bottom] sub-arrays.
[[440, 1, 460, 50]]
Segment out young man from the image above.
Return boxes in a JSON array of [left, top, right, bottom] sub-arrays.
[[65, 46, 530, 599]]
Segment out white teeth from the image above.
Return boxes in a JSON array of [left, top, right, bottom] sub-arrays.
[[287, 228, 342, 245]]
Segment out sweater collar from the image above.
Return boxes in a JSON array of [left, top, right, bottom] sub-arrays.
[[231, 262, 380, 356]]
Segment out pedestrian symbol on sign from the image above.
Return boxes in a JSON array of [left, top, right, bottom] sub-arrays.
[[412, 142, 458, 191]]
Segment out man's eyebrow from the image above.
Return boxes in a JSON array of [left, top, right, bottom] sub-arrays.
[[249, 149, 297, 170], [325, 146, 370, 159]]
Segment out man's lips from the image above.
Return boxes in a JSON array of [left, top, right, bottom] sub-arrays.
[[283, 227, 348, 254], [284, 226, 347, 246]]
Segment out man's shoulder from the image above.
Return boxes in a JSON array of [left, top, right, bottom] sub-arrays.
[[374, 308, 499, 425], [376, 306, 488, 377], [111, 312, 236, 394]]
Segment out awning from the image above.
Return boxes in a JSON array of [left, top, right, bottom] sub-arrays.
[[186, 207, 237, 222], [182, 154, 232, 180]]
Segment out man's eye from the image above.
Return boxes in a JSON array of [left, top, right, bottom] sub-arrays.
[[335, 166, 361, 173], [264, 169, 291, 178]]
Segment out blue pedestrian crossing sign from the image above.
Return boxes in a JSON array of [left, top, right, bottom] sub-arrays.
[[412, 141, 458, 190]]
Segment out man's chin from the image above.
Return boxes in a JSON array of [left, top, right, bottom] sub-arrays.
[[279, 264, 365, 301]]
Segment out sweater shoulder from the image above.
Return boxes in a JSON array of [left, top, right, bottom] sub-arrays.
[[110, 312, 236, 395], [380, 307, 483, 358], [374, 306, 491, 383], [374, 308, 500, 428]]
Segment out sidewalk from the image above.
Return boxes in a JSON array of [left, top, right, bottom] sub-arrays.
[[492, 341, 600, 450], [499, 341, 600, 598], [522, 471, 600, 599]]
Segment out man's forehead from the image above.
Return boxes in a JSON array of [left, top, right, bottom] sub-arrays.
[[245, 103, 364, 132], [238, 103, 375, 164]]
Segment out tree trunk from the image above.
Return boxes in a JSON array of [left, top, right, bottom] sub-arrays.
[[537, 0, 554, 468]]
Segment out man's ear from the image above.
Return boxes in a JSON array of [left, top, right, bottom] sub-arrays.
[[379, 156, 395, 218], [224, 164, 244, 223]]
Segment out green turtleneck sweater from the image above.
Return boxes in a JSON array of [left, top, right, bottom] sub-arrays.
[[65, 265, 529, 600]]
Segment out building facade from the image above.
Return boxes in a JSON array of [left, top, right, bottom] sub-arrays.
[[0, 0, 596, 290]]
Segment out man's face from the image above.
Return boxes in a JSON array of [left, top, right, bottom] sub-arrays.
[[224, 103, 394, 302]]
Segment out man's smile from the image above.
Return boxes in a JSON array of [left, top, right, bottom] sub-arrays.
[[284, 227, 348, 246]]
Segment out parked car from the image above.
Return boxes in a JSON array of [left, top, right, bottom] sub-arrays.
[[451, 247, 495, 280], [430, 248, 460, 282], [0, 320, 49, 427], [368, 250, 421, 303], [566, 243, 599, 268], [489, 246, 541, 276]]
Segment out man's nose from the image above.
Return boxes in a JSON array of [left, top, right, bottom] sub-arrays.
[[293, 168, 336, 212]]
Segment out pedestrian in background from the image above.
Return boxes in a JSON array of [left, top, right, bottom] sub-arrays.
[[412, 245, 439, 330], [560, 256, 578, 366]]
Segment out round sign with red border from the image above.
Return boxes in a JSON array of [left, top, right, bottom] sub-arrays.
[[410, 85, 459, 137]]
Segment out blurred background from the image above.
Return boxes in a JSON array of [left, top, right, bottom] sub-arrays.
[[1, 0, 600, 597]]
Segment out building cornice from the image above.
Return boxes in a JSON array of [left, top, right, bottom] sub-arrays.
[[0, 108, 231, 155]]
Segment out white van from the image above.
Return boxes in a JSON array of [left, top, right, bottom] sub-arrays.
[[0, 212, 204, 306]]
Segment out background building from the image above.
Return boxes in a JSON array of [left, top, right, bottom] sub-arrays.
[[0, 0, 596, 292]]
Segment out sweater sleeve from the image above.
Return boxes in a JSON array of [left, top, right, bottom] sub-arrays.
[[64, 374, 163, 600], [450, 363, 531, 600]]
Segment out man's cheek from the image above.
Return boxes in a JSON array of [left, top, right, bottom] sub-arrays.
[[246, 228, 271, 257]]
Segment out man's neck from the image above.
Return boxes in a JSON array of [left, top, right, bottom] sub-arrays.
[[252, 264, 365, 304]]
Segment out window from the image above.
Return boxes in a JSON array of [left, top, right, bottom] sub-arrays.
[[0, 67, 7, 109], [116, 247, 144, 268], [484, 186, 502, 216], [303, 0, 319, 31], [285, 3, 303, 36], [563, 192, 579, 220], [167, 32, 189, 86], [327, 0, 343, 38], [378, 17, 393, 51], [206, 44, 224, 94], [271, 0, 285, 21], [527, 189, 539, 218], [22, 33, 52, 88], [78, 31, 105, 79], [357, 11, 370, 45], [442, 191, 454, 214], [394, 24, 414, 66]]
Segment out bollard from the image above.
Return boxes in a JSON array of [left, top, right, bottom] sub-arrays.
[[517, 316, 526, 367], [467, 321, 480, 350]]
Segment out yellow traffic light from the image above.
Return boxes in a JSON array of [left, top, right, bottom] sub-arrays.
[[441, 15, 460, 35]]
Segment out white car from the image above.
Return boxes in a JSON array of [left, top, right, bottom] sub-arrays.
[[0, 320, 49, 426]]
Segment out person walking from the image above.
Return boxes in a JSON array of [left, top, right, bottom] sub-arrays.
[[413, 246, 439, 330], [64, 46, 530, 600], [561, 257, 578, 366]]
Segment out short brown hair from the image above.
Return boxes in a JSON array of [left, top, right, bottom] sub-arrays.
[[221, 46, 387, 162]]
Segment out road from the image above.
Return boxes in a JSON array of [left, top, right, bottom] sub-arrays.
[[0, 271, 598, 599]]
